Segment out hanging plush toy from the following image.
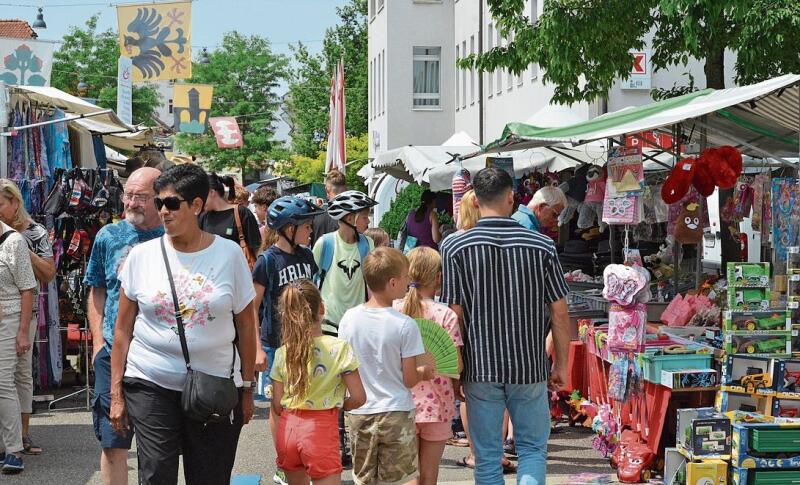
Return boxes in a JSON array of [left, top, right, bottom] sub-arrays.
[[578, 165, 607, 231], [674, 201, 704, 244], [661, 146, 743, 204], [558, 164, 590, 227]]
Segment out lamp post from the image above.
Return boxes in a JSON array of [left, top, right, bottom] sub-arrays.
[[32, 8, 46, 29]]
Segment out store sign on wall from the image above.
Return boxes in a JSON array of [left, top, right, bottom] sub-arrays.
[[623, 50, 651, 90]]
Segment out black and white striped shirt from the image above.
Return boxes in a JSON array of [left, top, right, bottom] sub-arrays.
[[440, 217, 569, 384]]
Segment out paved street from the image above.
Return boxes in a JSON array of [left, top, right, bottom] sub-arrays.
[[9, 395, 618, 484]]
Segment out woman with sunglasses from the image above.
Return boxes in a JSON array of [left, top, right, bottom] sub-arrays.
[[109, 164, 258, 485]]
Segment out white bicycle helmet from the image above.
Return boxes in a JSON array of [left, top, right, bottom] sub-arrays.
[[327, 190, 377, 220]]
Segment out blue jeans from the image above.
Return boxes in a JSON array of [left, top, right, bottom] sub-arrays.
[[465, 381, 550, 485]]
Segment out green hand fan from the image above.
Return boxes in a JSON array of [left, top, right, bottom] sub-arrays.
[[415, 318, 460, 378]]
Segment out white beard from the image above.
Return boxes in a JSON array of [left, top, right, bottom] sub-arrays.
[[126, 211, 145, 226]]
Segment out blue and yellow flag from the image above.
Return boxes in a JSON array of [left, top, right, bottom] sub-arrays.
[[117, 1, 191, 81], [173, 83, 213, 133]]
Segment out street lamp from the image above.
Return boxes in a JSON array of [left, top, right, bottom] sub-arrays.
[[32, 8, 46, 29], [77, 79, 88, 96], [199, 48, 210, 65]]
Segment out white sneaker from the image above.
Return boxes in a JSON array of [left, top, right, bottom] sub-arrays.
[[273, 471, 288, 485]]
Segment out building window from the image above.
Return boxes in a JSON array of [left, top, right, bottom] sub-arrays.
[[381, 49, 386, 115], [370, 0, 375, 19], [462, 40, 467, 109], [168, 99, 173, 114], [377, 0, 384, 12], [378, 52, 382, 115], [369, 59, 374, 118], [487, 24, 494, 97], [455, 44, 460, 111], [470, 35, 475, 104], [412, 47, 441, 108]]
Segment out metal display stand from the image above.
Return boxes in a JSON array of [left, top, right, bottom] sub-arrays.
[[48, 322, 93, 411]]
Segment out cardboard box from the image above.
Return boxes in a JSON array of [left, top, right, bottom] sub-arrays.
[[662, 369, 718, 389], [727, 262, 770, 288], [727, 288, 771, 311], [722, 355, 777, 394], [664, 447, 687, 485], [731, 422, 800, 469], [716, 390, 776, 416], [776, 359, 800, 395], [677, 407, 732, 458], [687, 459, 727, 485], [723, 310, 791, 332], [724, 333, 791, 357]]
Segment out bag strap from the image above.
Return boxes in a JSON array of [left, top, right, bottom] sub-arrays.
[[232, 206, 247, 250], [161, 236, 236, 377], [0, 230, 14, 247], [161, 236, 192, 370], [317, 232, 335, 288]]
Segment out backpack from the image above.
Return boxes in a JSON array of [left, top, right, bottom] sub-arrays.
[[316, 232, 370, 289]]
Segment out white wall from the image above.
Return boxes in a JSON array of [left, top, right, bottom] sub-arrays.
[[368, 0, 455, 158]]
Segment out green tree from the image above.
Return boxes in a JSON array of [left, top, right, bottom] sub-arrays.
[[286, 0, 368, 156], [174, 32, 288, 175], [51, 15, 160, 125], [460, 0, 800, 105], [273, 133, 369, 192]]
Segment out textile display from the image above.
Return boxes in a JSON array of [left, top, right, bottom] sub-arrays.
[[772, 178, 800, 263]]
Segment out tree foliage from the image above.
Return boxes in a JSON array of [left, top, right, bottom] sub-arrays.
[[51, 15, 161, 125], [174, 32, 288, 175], [460, 0, 800, 105], [286, 0, 368, 157], [273, 133, 369, 192]]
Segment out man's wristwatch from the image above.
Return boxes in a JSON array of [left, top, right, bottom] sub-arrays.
[[241, 380, 257, 392]]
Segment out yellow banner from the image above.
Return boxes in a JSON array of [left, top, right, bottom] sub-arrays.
[[173, 83, 213, 133], [117, 2, 191, 81]]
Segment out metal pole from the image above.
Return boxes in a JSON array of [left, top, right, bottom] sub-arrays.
[[697, 116, 707, 287], [672, 124, 682, 292]]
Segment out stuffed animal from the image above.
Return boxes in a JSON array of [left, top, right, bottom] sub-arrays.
[[674, 202, 704, 244], [578, 165, 607, 231]]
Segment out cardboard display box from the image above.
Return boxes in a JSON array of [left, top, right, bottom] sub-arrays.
[[677, 407, 731, 459], [717, 391, 777, 416], [724, 310, 791, 333], [728, 288, 771, 311], [724, 333, 791, 357], [728, 262, 771, 288], [662, 369, 718, 390], [722, 355, 777, 394]]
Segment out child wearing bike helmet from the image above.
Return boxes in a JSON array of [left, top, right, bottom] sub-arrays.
[[253, 196, 322, 484], [312, 190, 378, 337]]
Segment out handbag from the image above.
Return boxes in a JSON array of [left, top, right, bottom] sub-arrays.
[[160, 237, 239, 423], [232, 206, 257, 270]]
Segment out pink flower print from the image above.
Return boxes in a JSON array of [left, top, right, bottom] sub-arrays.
[[427, 393, 435, 400]]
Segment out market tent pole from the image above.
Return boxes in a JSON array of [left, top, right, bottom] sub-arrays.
[[672, 124, 682, 293], [0, 109, 115, 134]]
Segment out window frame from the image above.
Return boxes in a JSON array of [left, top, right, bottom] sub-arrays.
[[412, 46, 442, 110]]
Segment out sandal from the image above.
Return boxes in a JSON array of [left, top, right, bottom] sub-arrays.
[[22, 436, 42, 455], [447, 437, 470, 447], [501, 458, 518, 474], [456, 456, 475, 469]]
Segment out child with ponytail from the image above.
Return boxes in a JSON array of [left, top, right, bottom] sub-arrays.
[[393, 247, 463, 485], [271, 279, 366, 485]]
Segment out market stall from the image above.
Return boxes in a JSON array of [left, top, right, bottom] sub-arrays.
[[463, 74, 800, 484], [1, 83, 150, 405]]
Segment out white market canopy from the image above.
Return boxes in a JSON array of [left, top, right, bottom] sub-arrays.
[[8, 85, 153, 152], [482, 74, 800, 162]]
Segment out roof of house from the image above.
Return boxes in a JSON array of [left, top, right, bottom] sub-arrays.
[[0, 19, 37, 39]]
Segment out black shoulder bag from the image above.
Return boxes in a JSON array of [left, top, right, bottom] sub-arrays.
[[160, 236, 239, 423]]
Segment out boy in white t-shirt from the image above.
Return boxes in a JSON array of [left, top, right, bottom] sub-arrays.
[[339, 247, 433, 485]]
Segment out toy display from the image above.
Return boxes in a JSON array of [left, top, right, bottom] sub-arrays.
[[727, 263, 770, 288], [725, 334, 791, 356], [661, 369, 717, 390], [716, 390, 776, 416], [777, 359, 800, 395], [674, 202, 704, 245], [677, 408, 732, 458], [617, 442, 656, 483], [727, 288, 771, 311], [608, 304, 647, 352], [686, 459, 727, 485], [722, 355, 777, 394], [723, 311, 790, 332], [603, 264, 650, 306]]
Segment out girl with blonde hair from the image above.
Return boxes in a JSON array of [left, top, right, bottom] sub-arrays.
[[271, 279, 366, 485], [394, 247, 463, 485], [457, 190, 479, 231]]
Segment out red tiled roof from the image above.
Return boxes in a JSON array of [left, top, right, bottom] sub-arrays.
[[0, 20, 37, 39]]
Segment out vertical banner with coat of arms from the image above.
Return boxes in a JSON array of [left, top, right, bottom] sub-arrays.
[[0, 38, 54, 86], [173, 83, 213, 133], [209, 117, 244, 148], [117, 1, 191, 81]]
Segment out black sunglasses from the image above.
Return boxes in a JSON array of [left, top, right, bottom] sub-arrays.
[[154, 196, 188, 211]]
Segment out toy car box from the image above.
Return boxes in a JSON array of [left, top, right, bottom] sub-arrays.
[[724, 333, 791, 357], [662, 369, 717, 390], [716, 391, 777, 417], [776, 359, 800, 395], [722, 355, 777, 394], [731, 422, 800, 470], [677, 407, 732, 458], [773, 397, 800, 421], [728, 262, 770, 288], [727, 288, 771, 311], [687, 459, 727, 485], [724, 310, 791, 333]]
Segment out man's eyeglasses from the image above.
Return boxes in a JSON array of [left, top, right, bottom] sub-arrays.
[[122, 193, 152, 203], [154, 196, 189, 211]]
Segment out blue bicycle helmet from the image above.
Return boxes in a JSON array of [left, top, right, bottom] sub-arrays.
[[267, 196, 322, 230]]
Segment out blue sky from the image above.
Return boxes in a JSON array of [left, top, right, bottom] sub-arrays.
[[3, 0, 349, 140]]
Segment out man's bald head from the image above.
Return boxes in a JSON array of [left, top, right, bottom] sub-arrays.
[[123, 167, 162, 230]]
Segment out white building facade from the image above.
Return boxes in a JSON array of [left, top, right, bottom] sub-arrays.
[[369, 0, 737, 156]]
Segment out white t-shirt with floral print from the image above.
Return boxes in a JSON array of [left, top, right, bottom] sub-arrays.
[[119, 236, 256, 391]]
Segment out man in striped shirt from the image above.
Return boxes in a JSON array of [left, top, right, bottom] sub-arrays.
[[440, 167, 571, 485]]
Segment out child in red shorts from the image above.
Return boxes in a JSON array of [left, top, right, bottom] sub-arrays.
[[394, 247, 463, 485], [270, 279, 367, 484]]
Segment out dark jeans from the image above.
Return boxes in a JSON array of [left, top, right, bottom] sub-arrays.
[[123, 377, 244, 485]]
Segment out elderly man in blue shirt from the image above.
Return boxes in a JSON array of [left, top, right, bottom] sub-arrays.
[[511, 186, 567, 233]]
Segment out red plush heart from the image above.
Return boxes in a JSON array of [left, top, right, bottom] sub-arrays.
[[717, 145, 743, 177], [692, 158, 716, 196], [704, 148, 738, 189], [662, 158, 696, 204]]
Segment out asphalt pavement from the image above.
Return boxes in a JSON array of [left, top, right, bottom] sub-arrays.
[[8, 396, 619, 484]]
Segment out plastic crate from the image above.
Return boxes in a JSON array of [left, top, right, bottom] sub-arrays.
[[641, 351, 714, 383], [567, 291, 609, 312]]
